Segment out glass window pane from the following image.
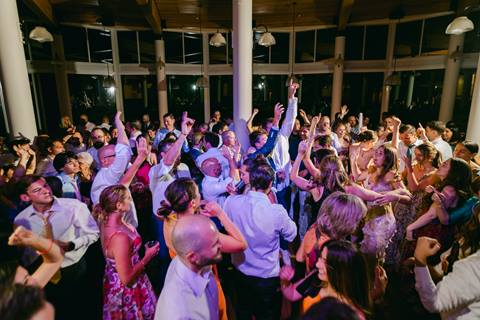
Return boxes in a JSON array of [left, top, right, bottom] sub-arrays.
[[364, 25, 387, 60], [209, 33, 227, 64], [295, 31, 315, 63], [343, 73, 383, 124], [118, 31, 138, 63], [270, 32, 289, 63], [122, 75, 157, 121], [167, 75, 203, 121], [253, 32, 269, 63], [345, 26, 364, 60], [252, 75, 288, 111], [297, 74, 332, 115], [395, 21, 422, 58], [184, 33, 203, 64], [210, 75, 233, 117], [422, 15, 451, 55], [316, 28, 335, 61], [68, 74, 116, 123], [139, 31, 156, 64], [164, 32, 183, 63], [88, 29, 112, 63], [464, 11, 480, 53], [61, 26, 89, 62]]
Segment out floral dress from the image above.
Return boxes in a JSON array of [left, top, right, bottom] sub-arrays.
[[103, 230, 157, 320]]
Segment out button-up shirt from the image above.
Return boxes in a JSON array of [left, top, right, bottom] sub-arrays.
[[431, 137, 453, 161], [56, 172, 81, 200], [91, 143, 138, 227], [223, 191, 297, 278], [14, 197, 99, 268], [398, 139, 422, 172], [154, 257, 219, 320], [201, 175, 233, 208]]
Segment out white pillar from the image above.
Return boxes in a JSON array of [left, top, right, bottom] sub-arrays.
[[233, 0, 252, 150], [0, 0, 38, 139], [202, 33, 211, 123], [406, 73, 415, 107], [155, 38, 168, 122], [466, 54, 480, 143], [381, 23, 397, 116], [110, 30, 124, 117], [331, 36, 345, 119], [53, 34, 72, 119], [439, 34, 465, 122]]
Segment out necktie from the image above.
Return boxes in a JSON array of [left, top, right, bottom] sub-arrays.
[[406, 145, 414, 160]]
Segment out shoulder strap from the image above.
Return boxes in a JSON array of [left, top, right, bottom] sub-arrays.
[[104, 230, 129, 256]]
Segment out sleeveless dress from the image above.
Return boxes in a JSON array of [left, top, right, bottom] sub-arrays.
[[103, 230, 157, 320]]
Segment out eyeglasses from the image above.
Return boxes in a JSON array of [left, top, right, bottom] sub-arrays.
[[102, 154, 116, 159]]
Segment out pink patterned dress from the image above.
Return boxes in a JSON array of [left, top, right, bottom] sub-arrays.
[[103, 230, 157, 320]]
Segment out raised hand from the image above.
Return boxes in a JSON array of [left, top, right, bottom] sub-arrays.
[[273, 103, 285, 127], [340, 105, 349, 117], [299, 109, 307, 119], [392, 116, 401, 127], [414, 236, 441, 266], [288, 79, 299, 100], [136, 137, 149, 160], [181, 112, 195, 135], [199, 201, 223, 218], [8, 226, 38, 247], [417, 123, 427, 140], [253, 108, 259, 115]]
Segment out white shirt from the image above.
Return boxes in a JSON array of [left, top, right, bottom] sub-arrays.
[[415, 250, 480, 320], [85, 121, 96, 132], [201, 175, 233, 208], [155, 257, 219, 320], [14, 197, 99, 268], [196, 148, 230, 180], [270, 98, 297, 191], [91, 143, 138, 227], [398, 139, 422, 172], [223, 191, 297, 278], [431, 137, 453, 161]]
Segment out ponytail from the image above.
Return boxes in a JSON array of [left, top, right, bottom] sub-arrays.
[[156, 200, 173, 220]]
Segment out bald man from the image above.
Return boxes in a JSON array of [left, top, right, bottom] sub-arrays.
[[154, 215, 221, 320]]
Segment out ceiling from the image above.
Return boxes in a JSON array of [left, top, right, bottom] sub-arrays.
[[23, 0, 455, 31]]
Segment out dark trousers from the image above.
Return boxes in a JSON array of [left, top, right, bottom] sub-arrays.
[[233, 269, 281, 320], [44, 256, 89, 320]]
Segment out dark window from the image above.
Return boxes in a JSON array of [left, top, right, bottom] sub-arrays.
[[345, 26, 364, 60], [164, 32, 183, 64], [210, 75, 233, 117], [139, 31, 156, 64], [464, 11, 480, 53], [88, 29, 112, 63], [166, 75, 203, 121], [122, 75, 157, 121], [316, 28, 335, 61], [343, 73, 383, 124], [295, 31, 315, 63], [118, 31, 138, 63], [364, 25, 388, 60], [270, 32, 289, 63], [184, 33, 203, 64], [422, 15, 451, 55], [61, 26, 89, 62], [395, 21, 422, 58]]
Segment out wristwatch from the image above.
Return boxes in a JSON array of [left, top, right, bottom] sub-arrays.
[[65, 241, 75, 252]]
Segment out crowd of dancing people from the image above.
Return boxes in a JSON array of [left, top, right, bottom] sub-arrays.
[[1, 81, 480, 320]]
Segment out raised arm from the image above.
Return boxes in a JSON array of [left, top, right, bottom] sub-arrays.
[[247, 108, 259, 134], [114, 112, 129, 146], [8, 226, 63, 288], [279, 81, 299, 137], [201, 202, 247, 253], [119, 137, 149, 187], [290, 141, 315, 191], [391, 117, 401, 150], [299, 109, 310, 126], [163, 112, 194, 166], [302, 139, 320, 178]]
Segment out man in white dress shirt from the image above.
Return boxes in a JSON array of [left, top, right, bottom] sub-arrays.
[[422, 121, 453, 161], [14, 175, 99, 319], [155, 215, 221, 320], [90, 111, 138, 227], [398, 124, 422, 172], [223, 163, 297, 320], [196, 132, 230, 180]]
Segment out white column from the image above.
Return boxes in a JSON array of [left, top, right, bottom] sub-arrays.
[[406, 73, 415, 107], [233, 0, 252, 150], [466, 54, 480, 143], [53, 34, 72, 119], [155, 38, 168, 122], [381, 23, 397, 116], [331, 35, 345, 119], [110, 30, 124, 117], [0, 0, 38, 139], [202, 33, 211, 123], [439, 34, 465, 122]]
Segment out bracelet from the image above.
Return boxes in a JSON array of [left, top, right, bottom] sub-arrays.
[[36, 239, 54, 255]]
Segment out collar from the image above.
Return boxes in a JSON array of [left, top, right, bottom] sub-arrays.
[[204, 175, 221, 182], [247, 190, 270, 201], [431, 137, 443, 144], [58, 172, 78, 183], [29, 197, 62, 217], [174, 257, 213, 297]]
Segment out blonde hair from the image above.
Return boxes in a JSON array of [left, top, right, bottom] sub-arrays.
[[92, 185, 129, 223]]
